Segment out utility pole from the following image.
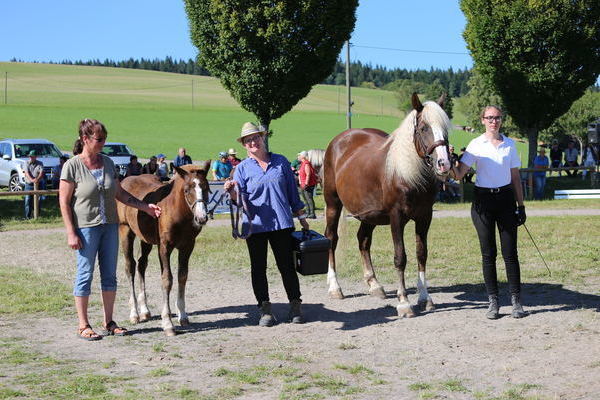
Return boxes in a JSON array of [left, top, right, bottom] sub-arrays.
[[345, 40, 352, 129]]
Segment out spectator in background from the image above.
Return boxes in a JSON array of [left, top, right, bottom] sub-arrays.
[[549, 140, 562, 176], [581, 143, 599, 180], [563, 141, 579, 177], [125, 155, 143, 178], [449, 145, 459, 168], [290, 153, 301, 185], [211, 151, 233, 181], [298, 151, 318, 219], [227, 148, 241, 167], [53, 155, 69, 190], [156, 154, 169, 181], [24, 150, 46, 219], [173, 147, 192, 168], [532, 147, 549, 200], [142, 156, 158, 175], [458, 147, 475, 183]]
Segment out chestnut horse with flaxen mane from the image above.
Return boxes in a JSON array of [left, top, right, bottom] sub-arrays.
[[118, 162, 211, 336], [324, 94, 451, 317]]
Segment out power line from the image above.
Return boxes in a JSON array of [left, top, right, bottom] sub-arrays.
[[352, 44, 469, 56]]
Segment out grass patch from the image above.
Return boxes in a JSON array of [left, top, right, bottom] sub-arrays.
[[148, 368, 171, 377], [334, 363, 374, 375], [0, 266, 72, 316]]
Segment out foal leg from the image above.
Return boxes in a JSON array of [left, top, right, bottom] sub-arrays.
[[136, 241, 153, 322], [391, 215, 414, 318], [325, 197, 344, 299], [357, 222, 386, 299], [176, 242, 195, 326], [119, 226, 139, 324], [158, 243, 176, 336], [415, 215, 435, 312]]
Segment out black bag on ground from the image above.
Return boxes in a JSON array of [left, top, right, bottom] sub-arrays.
[[291, 230, 331, 275]]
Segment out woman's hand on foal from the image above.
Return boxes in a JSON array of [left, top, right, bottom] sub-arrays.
[[145, 203, 161, 218]]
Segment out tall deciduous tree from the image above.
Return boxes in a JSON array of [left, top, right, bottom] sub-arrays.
[[184, 0, 358, 134], [461, 0, 600, 166]]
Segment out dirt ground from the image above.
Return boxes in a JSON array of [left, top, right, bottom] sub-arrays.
[[1, 212, 599, 399]]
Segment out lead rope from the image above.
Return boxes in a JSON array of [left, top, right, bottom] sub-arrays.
[[228, 187, 253, 239]]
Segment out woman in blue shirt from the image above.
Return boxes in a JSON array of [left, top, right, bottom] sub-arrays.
[[224, 122, 310, 327]]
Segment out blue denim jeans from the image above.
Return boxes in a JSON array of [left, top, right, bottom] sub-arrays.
[[73, 223, 119, 296], [533, 175, 546, 200], [24, 181, 45, 218]]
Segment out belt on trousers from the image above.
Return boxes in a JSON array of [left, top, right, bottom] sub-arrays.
[[474, 184, 512, 194]]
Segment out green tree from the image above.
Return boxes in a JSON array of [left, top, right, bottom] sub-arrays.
[[540, 89, 600, 144], [184, 0, 358, 135], [461, 69, 519, 137], [461, 0, 600, 166]]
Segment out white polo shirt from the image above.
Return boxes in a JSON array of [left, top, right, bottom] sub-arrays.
[[460, 134, 521, 188]]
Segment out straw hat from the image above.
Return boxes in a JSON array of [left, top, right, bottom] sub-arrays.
[[238, 122, 266, 143], [227, 148, 237, 155]]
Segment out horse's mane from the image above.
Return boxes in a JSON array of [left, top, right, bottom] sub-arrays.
[[306, 149, 325, 168], [384, 101, 450, 190]]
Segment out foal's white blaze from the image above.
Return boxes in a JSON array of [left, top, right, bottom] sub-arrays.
[[417, 271, 432, 304], [192, 178, 207, 222]]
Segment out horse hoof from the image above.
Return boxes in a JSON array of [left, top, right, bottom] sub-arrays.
[[130, 316, 140, 324], [164, 328, 177, 337], [369, 286, 387, 299], [139, 312, 151, 322], [396, 304, 415, 318], [179, 318, 190, 326], [329, 289, 345, 299], [418, 300, 435, 312]]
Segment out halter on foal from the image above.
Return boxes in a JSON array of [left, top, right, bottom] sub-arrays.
[[323, 93, 451, 317], [118, 162, 211, 336]]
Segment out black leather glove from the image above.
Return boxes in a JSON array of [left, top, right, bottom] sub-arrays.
[[515, 205, 526, 226]]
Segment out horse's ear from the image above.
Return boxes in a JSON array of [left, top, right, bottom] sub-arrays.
[[411, 92, 423, 112], [174, 166, 187, 178], [200, 160, 211, 173], [437, 93, 447, 108]]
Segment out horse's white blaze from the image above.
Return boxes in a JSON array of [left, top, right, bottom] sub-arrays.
[[192, 178, 207, 222], [432, 126, 451, 173], [417, 271, 431, 303]]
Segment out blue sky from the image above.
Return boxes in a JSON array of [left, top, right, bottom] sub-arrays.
[[1, 1, 472, 71]]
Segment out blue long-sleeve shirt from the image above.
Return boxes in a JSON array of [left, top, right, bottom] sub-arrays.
[[233, 153, 305, 234]]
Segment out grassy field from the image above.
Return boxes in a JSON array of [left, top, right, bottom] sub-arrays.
[[0, 62, 527, 162]]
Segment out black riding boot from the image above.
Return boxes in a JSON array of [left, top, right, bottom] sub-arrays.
[[486, 295, 500, 320], [511, 294, 526, 318]]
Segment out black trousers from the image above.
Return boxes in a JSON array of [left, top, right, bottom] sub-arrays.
[[471, 187, 521, 296], [246, 228, 301, 306]]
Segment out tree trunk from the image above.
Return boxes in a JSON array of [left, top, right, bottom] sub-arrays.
[[526, 127, 539, 168], [260, 120, 270, 153]]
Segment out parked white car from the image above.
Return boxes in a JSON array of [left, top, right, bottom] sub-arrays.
[[101, 142, 136, 178], [0, 138, 68, 191]]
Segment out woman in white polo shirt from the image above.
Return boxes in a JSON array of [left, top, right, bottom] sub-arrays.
[[451, 106, 526, 320]]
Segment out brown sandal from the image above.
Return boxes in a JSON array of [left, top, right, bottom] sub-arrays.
[[77, 325, 102, 341], [102, 321, 128, 336]]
